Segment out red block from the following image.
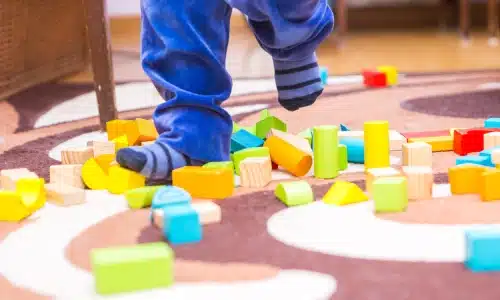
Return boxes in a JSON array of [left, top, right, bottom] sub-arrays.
[[453, 128, 497, 155], [272, 161, 278, 170], [362, 70, 387, 88]]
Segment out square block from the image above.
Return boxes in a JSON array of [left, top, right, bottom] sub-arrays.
[[402, 142, 432, 167], [45, 183, 85, 206], [465, 228, 500, 272], [239, 157, 272, 188], [362, 71, 387, 88], [232, 147, 270, 175], [484, 132, 500, 149], [402, 166, 433, 200], [377, 65, 398, 85], [372, 176, 408, 213], [93, 141, 116, 158], [49, 164, 84, 189], [230, 129, 264, 153], [480, 169, 500, 201], [61, 147, 93, 164], [163, 205, 202, 245], [366, 167, 401, 195]]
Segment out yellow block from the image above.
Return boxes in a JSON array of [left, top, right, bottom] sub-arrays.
[[172, 166, 234, 199], [112, 135, 129, 152], [125, 119, 158, 146], [480, 169, 500, 201], [107, 166, 146, 195], [264, 135, 312, 177], [82, 154, 114, 190], [364, 121, 390, 171], [16, 178, 46, 213], [377, 65, 398, 85], [322, 181, 368, 205], [0, 191, 32, 222], [408, 136, 453, 152], [106, 120, 133, 141], [448, 164, 487, 194]]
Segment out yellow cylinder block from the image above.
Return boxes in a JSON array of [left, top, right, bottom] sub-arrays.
[[364, 121, 390, 171]]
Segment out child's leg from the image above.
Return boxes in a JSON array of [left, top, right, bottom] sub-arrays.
[[227, 0, 334, 111], [117, 0, 233, 181]]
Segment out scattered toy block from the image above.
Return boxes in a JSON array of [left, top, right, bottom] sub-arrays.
[[362, 70, 387, 88], [163, 205, 202, 245], [0, 168, 38, 190], [448, 164, 488, 194], [0, 191, 32, 222], [366, 167, 401, 195], [340, 137, 364, 163], [45, 183, 85, 206], [372, 176, 408, 213], [112, 135, 129, 152], [484, 118, 500, 129], [340, 124, 350, 131], [465, 228, 500, 272], [260, 109, 271, 120], [407, 136, 453, 152], [81, 155, 114, 190], [106, 119, 133, 141], [340, 130, 405, 151], [152, 201, 221, 227], [265, 135, 313, 177], [267, 129, 312, 154], [49, 164, 84, 189], [275, 181, 314, 207], [232, 147, 270, 175], [202, 161, 234, 172], [320, 67, 328, 85], [298, 128, 313, 145], [377, 65, 398, 85], [454, 128, 498, 155], [125, 186, 162, 209], [125, 118, 159, 146], [93, 140, 116, 157], [480, 169, 500, 201], [230, 129, 264, 153], [107, 166, 146, 194], [402, 142, 432, 167], [484, 132, 500, 149], [239, 157, 272, 188], [479, 148, 498, 167], [364, 121, 390, 170], [61, 147, 93, 164], [16, 178, 46, 213], [322, 181, 368, 205], [151, 186, 191, 210], [456, 155, 491, 167], [172, 166, 233, 199], [401, 166, 433, 200], [338, 144, 348, 171], [492, 149, 500, 165], [313, 125, 339, 178], [91, 242, 174, 295], [242, 125, 257, 136], [255, 116, 287, 139]]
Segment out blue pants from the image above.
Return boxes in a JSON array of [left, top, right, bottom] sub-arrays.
[[141, 0, 334, 162]]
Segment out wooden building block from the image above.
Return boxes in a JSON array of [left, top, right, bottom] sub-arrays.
[[91, 242, 174, 295], [16, 178, 46, 213], [377, 65, 398, 85], [172, 166, 233, 199], [0, 191, 32, 222], [125, 118, 159, 146], [239, 157, 272, 188], [125, 186, 162, 209], [107, 166, 146, 195], [163, 204, 202, 245], [255, 116, 287, 139], [61, 147, 93, 164], [373, 176, 408, 213], [492, 149, 500, 165], [0, 168, 38, 190], [81, 155, 115, 190], [338, 144, 348, 171], [265, 135, 313, 177], [484, 132, 500, 149], [45, 183, 85, 206], [340, 137, 364, 163], [448, 164, 487, 194], [364, 121, 390, 170], [267, 129, 312, 154], [362, 70, 387, 88], [313, 126, 339, 179], [401, 166, 433, 200], [340, 130, 407, 151], [366, 167, 401, 195], [407, 136, 453, 152], [151, 186, 191, 210], [93, 141, 116, 157], [480, 169, 500, 201], [275, 181, 314, 207], [232, 147, 270, 175], [112, 135, 129, 152], [152, 201, 221, 228], [465, 228, 500, 272], [202, 161, 234, 172], [106, 119, 133, 141], [322, 181, 368, 205], [49, 164, 84, 189], [402, 142, 432, 167], [453, 128, 500, 155], [484, 118, 500, 129], [230, 129, 264, 153]]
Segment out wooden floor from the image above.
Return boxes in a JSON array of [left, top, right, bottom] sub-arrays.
[[63, 16, 500, 83]]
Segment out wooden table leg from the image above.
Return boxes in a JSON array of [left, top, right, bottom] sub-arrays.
[[83, 0, 118, 130], [336, 0, 347, 44], [488, 0, 499, 39], [459, 0, 470, 40]]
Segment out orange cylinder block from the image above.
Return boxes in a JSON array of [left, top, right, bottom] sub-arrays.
[[264, 136, 312, 177]]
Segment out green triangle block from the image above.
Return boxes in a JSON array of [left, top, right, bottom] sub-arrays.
[[275, 181, 314, 207], [232, 147, 270, 175], [255, 116, 287, 139], [125, 186, 163, 209], [338, 144, 348, 171]]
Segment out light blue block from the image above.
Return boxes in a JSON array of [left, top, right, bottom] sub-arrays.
[[320, 67, 328, 86], [151, 186, 191, 210], [163, 205, 202, 245], [479, 148, 500, 167], [340, 137, 364, 163], [230, 129, 264, 153], [340, 124, 350, 132], [456, 155, 490, 167], [485, 118, 500, 129], [465, 227, 500, 272]]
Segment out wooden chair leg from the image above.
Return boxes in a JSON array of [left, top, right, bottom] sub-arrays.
[[335, 0, 347, 44], [459, 0, 470, 40], [83, 0, 118, 130], [487, 0, 499, 39]]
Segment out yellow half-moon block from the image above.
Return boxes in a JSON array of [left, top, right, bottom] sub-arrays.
[[82, 154, 115, 190], [264, 135, 312, 177], [16, 178, 46, 213], [0, 191, 32, 222], [172, 166, 233, 199], [108, 166, 146, 195]]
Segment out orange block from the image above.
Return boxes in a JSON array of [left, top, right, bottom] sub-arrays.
[[480, 169, 500, 201], [448, 164, 487, 195], [125, 119, 158, 145], [106, 120, 134, 141], [263, 135, 312, 177], [172, 166, 234, 199]]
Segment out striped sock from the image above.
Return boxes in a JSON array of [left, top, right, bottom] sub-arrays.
[[274, 54, 323, 111]]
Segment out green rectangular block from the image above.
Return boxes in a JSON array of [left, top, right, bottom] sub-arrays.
[[231, 147, 270, 175], [338, 144, 348, 171], [313, 126, 339, 179], [203, 161, 234, 172], [373, 177, 408, 213], [91, 242, 174, 295], [255, 116, 287, 139]]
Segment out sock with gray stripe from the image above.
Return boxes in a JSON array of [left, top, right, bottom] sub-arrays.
[[274, 54, 323, 111]]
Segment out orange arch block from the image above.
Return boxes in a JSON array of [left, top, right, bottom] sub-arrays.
[[264, 136, 312, 177]]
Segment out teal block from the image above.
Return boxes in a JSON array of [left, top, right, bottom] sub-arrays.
[[479, 148, 500, 167], [163, 204, 202, 245], [485, 118, 500, 129], [320, 67, 328, 85], [255, 116, 287, 139], [340, 124, 350, 131], [456, 155, 490, 167], [151, 186, 190, 210], [465, 227, 500, 272], [340, 137, 364, 163], [231, 129, 264, 153]]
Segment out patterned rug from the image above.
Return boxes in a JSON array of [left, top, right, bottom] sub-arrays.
[[2, 71, 500, 299]]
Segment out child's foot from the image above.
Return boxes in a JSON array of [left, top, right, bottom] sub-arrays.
[[116, 141, 194, 182], [274, 54, 323, 111]]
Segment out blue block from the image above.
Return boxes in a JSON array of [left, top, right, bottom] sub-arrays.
[[479, 148, 500, 167], [485, 118, 500, 129], [340, 124, 350, 132], [230, 129, 264, 153], [320, 67, 328, 86], [456, 155, 490, 167], [465, 227, 500, 272], [163, 205, 202, 245], [152, 186, 191, 210], [340, 137, 364, 163]]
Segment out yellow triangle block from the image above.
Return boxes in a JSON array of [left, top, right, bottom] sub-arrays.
[[323, 180, 368, 205], [0, 191, 32, 222]]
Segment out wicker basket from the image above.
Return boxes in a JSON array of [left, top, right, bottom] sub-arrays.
[[0, 0, 88, 99]]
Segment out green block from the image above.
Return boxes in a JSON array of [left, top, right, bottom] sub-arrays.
[[255, 116, 287, 139], [260, 109, 271, 120], [232, 147, 270, 175], [125, 186, 163, 209], [313, 125, 339, 179], [232, 122, 241, 134], [338, 144, 348, 171], [203, 161, 234, 172], [373, 177, 408, 213], [275, 181, 314, 207], [298, 128, 313, 145], [242, 125, 257, 136], [91, 242, 174, 295]]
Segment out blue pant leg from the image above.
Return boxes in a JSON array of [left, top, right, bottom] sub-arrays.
[[141, 0, 233, 162]]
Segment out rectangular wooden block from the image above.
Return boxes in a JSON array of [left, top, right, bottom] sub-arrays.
[[366, 167, 401, 195], [0, 168, 38, 190], [339, 130, 405, 151], [448, 164, 488, 194], [484, 132, 500, 150], [407, 136, 453, 152], [61, 147, 93, 164], [93, 141, 116, 158], [402, 142, 432, 167], [373, 176, 408, 212], [49, 164, 84, 189], [402, 166, 433, 200], [45, 183, 85, 206], [480, 169, 500, 201], [172, 166, 234, 199], [239, 157, 272, 188], [152, 201, 221, 228]]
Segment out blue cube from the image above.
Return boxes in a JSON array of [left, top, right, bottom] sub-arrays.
[[230, 129, 264, 153], [456, 155, 490, 167], [152, 186, 191, 210], [163, 205, 202, 245], [465, 227, 500, 272], [340, 137, 364, 163], [320, 67, 328, 86], [485, 118, 500, 129]]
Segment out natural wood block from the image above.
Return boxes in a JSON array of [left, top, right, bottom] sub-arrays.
[[61, 147, 93, 164], [401, 166, 433, 200], [339, 130, 406, 151], [49, 164, 84, 189], [239, 157, 272, 188], [93, 141, 116, 157], [45, 183, 85, 206], [492, 149, 500, 165], [152, 201, 221, 228], [267, 129, 312, 154], [480, 169, 500, 201], [402, 142, 432, 167], [0, 168, 38, 190], [366, 167, 401, 195], [484, 132, 500, 150], [449, 164, 487, 194]]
